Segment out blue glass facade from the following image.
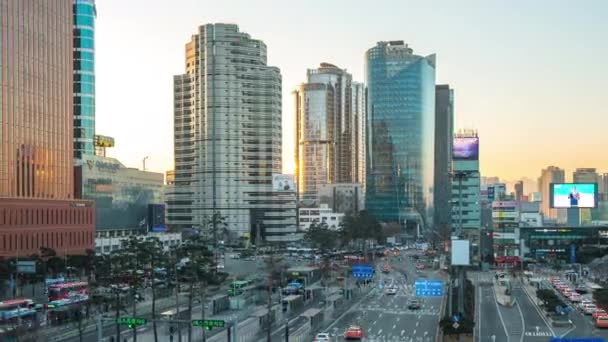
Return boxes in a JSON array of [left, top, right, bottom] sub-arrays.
[[73, 0, 96, 159], [365, 42, 436, 226]]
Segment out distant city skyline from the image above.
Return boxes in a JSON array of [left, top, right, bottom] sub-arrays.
[[95, 0, 608, 180]]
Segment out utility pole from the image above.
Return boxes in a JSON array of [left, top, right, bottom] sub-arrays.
[[142, 156, 149, 171], [457, 172, 465, 315]]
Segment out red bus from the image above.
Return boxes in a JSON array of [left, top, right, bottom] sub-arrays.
[[48, 282, 89, 301]]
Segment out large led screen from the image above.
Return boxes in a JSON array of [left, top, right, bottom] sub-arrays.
[[453, 137, 479, 160], [550, 183, 597, 208]]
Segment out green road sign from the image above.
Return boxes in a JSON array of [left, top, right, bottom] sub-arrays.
[[192, 319, 225, 330], [117, 317, 147, 329]]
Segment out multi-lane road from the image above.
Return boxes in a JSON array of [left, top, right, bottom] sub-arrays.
[[309, 253, 444, 342], [474, 272, 608, 342]]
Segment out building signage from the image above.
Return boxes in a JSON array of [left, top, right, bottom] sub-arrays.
[[272, 174, 295, 192], [493, 232, 516, 240], [532, 228, 574, 234], [16, 261, 36, 274], [492, 211, 519, 219], [570, 244, 576, 264], [533, 248, 567, 254], [487, 186, 495, 201], [95, 160, 120, 173], [492, 201, 518, 208], [85, 158, 120, 173]]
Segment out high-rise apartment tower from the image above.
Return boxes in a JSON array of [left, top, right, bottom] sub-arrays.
[[167, 24, 297, 242]]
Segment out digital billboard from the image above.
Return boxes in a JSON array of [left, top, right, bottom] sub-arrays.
[[272, 174, 295, 192], [550, 183, 597, 208], [453, 137, 479, 160]]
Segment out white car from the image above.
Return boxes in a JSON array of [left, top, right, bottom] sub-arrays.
[[216, 264, 225, 269], [313, 332, 330, 342], [583, 304, 597, 315]]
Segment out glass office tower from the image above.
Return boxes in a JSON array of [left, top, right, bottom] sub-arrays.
[[73, 0, 96, 159], [365, 41, 436, 227]]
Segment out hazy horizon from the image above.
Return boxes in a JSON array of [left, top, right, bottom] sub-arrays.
[[95, 0, 608, 181]]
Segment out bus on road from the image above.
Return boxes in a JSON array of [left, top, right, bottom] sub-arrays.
[[0, 298, 36, 322], [48, 282, 89, 301]]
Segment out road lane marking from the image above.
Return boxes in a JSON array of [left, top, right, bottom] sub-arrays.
[[416, 321, 419, 327], [492, 282, 511, 341], [515, 299, 525, 342], [413, 329, 416, 335], [392, 324, 396, 329], [518, 281, 556, 337]]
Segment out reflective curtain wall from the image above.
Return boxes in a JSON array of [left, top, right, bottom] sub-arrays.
[[365, 41, 435, 226], [0, 0, 75, 200], [73, 0, 96, 159]]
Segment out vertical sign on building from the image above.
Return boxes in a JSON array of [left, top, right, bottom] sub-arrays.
[[570, 244, 576, 264], [487, 186, 495, 201]]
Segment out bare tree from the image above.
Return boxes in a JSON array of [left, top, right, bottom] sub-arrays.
[[262, 252, 286, 342]]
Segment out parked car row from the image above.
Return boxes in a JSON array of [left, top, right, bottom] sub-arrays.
[[549, 276, 607, 328]]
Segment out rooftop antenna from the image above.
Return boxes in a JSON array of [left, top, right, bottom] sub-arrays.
[[143, 156, 149, 171]]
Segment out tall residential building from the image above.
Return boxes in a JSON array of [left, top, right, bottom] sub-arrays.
[[167, 24, 297, 242], [538, 166, 565, 221], [365, 41, 436, 227], [514, 180, 524, 202], [433, 84, 454, 235], [73, 0, 96, 159], [317, 183, 364, 216], [0, 0, 94, 257], [293, 63, 362, 205]]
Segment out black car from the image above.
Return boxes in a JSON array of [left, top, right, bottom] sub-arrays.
[[408, 300, 421, 310]]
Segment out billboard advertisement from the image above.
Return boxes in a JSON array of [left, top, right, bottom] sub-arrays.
[[272, 174, 295, 192], [492, 201, 518, 209], [550, 183, 597, 208], [453, 137, 479, 160], [451, 239, 470, 266]]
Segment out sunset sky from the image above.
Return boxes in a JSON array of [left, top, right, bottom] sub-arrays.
[[95, 0, 608, 182]]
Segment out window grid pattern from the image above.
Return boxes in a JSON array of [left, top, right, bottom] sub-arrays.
[[0, 0, 74, 199]]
